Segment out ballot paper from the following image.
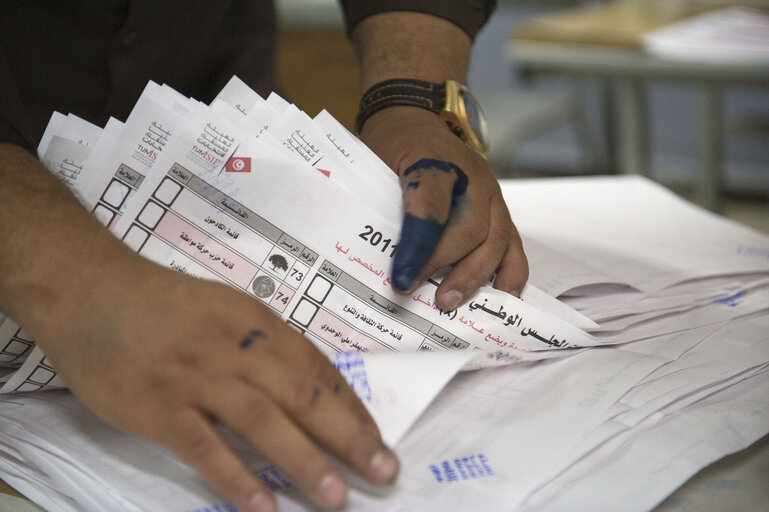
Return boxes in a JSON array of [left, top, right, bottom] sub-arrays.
[[1, 76, 768, 512]]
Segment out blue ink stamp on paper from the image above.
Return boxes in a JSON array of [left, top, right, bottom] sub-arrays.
[[736, 245, 769, 260], [428, 454, 495, 484], [334, 352, 373, 403]]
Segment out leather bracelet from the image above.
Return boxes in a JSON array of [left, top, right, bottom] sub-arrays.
[[355, 79, 445, 134]]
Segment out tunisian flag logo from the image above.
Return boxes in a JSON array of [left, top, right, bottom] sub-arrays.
[[226, 157, 251, 173]]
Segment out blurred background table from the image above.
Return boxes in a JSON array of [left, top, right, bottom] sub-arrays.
[[509, 1, 769, 210]]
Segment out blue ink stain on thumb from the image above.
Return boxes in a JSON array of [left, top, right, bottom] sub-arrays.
[[403, 158, 468, 204], [392, 213, 444, 291]]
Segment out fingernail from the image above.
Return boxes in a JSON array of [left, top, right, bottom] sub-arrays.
[[510, 289, 521, 298], [393, 266, 419, 291], [370, 450, 399, 484], [246, 492, 273, 512], [440, 290, 463, 311], [318, 473, 347, 506]]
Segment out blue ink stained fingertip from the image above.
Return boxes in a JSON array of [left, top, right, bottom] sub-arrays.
[[394, 265, 420, 291], [392, 213, 444, 291]]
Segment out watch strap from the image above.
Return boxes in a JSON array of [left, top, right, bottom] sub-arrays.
[[355, 79, 445, 134]]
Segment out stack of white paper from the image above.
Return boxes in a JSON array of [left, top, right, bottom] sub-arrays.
[[0, 77, 767, 511], [642, 7, 769, 64]]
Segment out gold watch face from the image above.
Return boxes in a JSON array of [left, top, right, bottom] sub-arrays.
[[441, 80, 490, 155], [459, 87, 489, 154]]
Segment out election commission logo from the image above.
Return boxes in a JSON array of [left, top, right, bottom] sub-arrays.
[[252, 275, 276, 298], [226, 156, 251, 173]]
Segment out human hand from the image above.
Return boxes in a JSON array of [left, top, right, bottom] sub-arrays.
[[359, 106, 529, 310], [40, 259, 398, 512]]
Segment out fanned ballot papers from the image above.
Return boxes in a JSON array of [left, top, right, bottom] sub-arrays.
[[1, 77, 768, 512]]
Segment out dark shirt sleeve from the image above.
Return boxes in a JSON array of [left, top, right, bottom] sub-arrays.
[[339, 0, 497, 40], [0, 49, 35, 153]]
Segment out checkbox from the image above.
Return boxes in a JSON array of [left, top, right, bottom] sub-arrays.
[[138, 201, 165, 229], [290, 299, 318, 327], [15, 328, 33, 342], [154, 178, 182, 205], [28, 366, 55, 385], [123, 225, 149, 252], [3, 340, 30, 356], [306, 275, 332, 303], [102, 180, 131, 208], [16, 382, 42, 392], [93, 204, 115, 226]]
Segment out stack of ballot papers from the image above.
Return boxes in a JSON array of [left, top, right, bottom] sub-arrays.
[[0, 76, 768, 511]]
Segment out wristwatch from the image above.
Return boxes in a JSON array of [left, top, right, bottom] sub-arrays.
[[355, 78, 490, 155]]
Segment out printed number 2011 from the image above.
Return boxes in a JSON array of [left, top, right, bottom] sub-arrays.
[[359, 225, 397, 257]]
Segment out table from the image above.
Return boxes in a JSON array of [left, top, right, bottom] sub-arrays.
[[510, 1, 769, 210]]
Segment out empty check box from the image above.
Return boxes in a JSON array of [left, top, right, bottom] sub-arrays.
[[137, 201, 165, 229], [102, 180, 131, 209], [16, 382, 42, 392], [3, 340, 31, 356], [305, 275, 332, 303], [123, 225, 150, 252], [28, 366, 55, 385], [153, 178, 182, 205], [93, 204, 116, 227], [290, 299, 318, 327], [14, 328, 34, 342]]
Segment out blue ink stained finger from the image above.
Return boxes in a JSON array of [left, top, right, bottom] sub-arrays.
[[392, 213, 444, 291], [403, 158, 468, 201], [394, 159, 470, 291], [334, 352, 372, 403]]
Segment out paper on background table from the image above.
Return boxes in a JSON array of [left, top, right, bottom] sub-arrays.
[[642, 7, 769, 64]]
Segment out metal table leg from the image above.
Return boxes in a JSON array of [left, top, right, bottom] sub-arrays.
[[615, 78, 650, 178], [697, 83, 724, 211]]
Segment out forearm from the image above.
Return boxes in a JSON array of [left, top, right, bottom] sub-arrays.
[[0, 143, 144, 345], [351, 12, 472, 91]]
